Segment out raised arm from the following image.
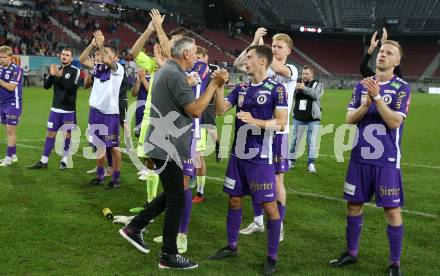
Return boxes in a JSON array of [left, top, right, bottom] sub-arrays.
[[130, 21, 155, 59], [150, 9, 171, 59], [79, 38, 95, 69], [233, 27, 267, 72], [93, 30, 117, 71]]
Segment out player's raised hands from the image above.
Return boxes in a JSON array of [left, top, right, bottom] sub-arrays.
[[93, 30, 105, 47], [381, 27, 388, 43], [370, 31, 379, 49], [150, 9, 165, 28], [253, 27, 267, 45]]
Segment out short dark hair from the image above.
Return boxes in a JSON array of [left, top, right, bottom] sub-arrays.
[[302, 64, 314, 73], [246, 45, 273, 68], [104, 43, 118, 55], [62, 47, 74, 56]]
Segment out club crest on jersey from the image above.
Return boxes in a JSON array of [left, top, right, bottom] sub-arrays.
[[383, 94, 392, 105], [65, 73, 71, 79], [4, 74, 9, 80], [257, 94, 267, 105]]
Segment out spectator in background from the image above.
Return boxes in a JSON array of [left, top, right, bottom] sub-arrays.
[[289, 65, 324, 173], [23, 65, 30, 87]]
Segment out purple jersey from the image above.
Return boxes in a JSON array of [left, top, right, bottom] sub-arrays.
[[0, 63, 23, 105], [189, 60, 210, 97], [227, 78, 288, 163], [188, 60, 210, 138], [348, 76, 411, 168], [136, 76, 149, 102], [93, 63, 111, 82]]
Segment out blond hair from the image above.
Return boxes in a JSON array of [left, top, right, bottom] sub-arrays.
[[382, 40, 403, 58], [273, 33, 293, 50], [0, 46, 13, 56]]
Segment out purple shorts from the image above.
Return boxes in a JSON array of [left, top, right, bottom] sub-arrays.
[[47, 111, 77, 132], [87, 107, 120, 147], [224, 155, 276, 203], [183, 135, 197, 177], [273, 133, 289, 173], [344, 160, 404, 207], [0, 103, 22, 126]]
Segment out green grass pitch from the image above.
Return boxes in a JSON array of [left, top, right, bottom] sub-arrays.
[[0, 86, 439, 275]]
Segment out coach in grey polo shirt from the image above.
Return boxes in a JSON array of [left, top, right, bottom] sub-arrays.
[[119, 35, 228, 270]]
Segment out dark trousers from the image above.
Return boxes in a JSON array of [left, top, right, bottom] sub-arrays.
[[130, 158, 184, 254]]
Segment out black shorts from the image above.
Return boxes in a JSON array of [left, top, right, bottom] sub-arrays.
[[119, 99, 128, 126], [203, 104, 216, 127]]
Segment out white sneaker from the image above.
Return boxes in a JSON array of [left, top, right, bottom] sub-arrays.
[[239, 222, 265, 235], [279, 224, 284, 242], [86, 167, 97, 174], [0, 155, 17, 163], [177, 233, 188, 254], [0, 158, 12, 167], [307, 163, 316, 173]]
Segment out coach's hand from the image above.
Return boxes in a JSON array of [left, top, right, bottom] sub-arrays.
[[212, 69, 229, 87], [362, 77, 380, 98], [296, 82, 305, 90], [236, 111, 255, 124]]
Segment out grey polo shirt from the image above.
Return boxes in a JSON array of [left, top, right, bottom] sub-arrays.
[[145, 60, 195, 162]]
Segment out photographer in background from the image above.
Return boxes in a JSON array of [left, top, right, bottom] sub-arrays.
[[289, 65, 323, 172]]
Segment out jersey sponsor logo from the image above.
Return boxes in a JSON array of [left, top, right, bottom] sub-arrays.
[[390, 81, 402, 90], [257, 94, 268, 105], [4, 74, 9, 80], [343, 182, 356, 196], [383, 94, 392, 105], [258, 90, 271, 95], [395, 91, 407, 110], [263, 82, 275, 91], [65, 73, 71, 79], [224, 176, 236, 189]]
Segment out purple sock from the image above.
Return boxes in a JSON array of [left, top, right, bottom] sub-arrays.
[[96, 166, 105, 181], [346, 215, 363, 257], [267, 218, 282, 260], [42, 137, 55, 159], [63, 137, 71, 156], [179, 189, 192, 234], [252, 198, 264, 217], [387, 224, 403, 266], [277, 201, 286, 223], [7, 146, 14, 157], [106, 148, 113, 167], [112, 170, 120, 183], [227, 208, 242, 250]]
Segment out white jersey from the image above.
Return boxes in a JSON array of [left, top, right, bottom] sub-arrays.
[[267, 63, 298, 134], [89, 63, 124, 114]]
